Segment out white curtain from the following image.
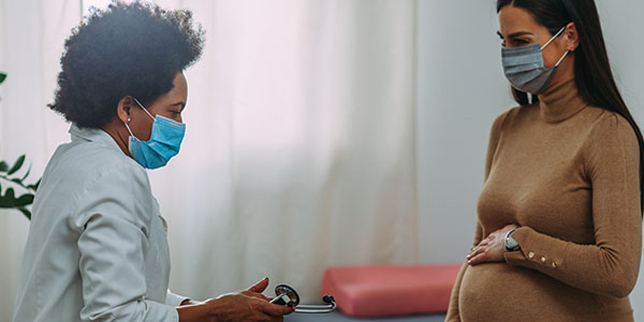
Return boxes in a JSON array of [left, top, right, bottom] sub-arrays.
[[0, 0, 418, 320]]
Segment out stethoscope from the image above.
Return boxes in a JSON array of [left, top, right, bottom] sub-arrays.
[[269, 284, 337, 314]]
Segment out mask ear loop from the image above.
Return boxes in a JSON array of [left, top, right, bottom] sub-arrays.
[[124, 120, 135, 137], [554, 50, 570, 67], [132, 97, 155, 120], [540, 26, 567, 50], [540, 25, 570, 68], [124, 97, 154, 140]]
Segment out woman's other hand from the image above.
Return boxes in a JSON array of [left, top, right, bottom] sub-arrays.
[[466, 224, 519, 266], [178, 278, 294, 322]]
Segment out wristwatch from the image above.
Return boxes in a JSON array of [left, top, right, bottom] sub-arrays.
[[504, 228, 521, 252]]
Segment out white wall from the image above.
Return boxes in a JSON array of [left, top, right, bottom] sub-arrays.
[[416, 0, 644, 319]]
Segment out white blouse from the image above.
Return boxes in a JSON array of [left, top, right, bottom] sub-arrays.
[[12, 125, 187, 322]]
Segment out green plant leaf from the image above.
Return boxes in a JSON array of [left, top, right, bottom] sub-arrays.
[[0, 190, 33, 208], [7, 155, 25, 176], [0, 72, 6, 84], [17, 207, 31, 220], [0, 187, 16, 207], [0, 161, 8, 172], [14, 193, 34, 207], [21, 165, 32, 181], [27, 178, 41, 191], [4, 187, 15, 199]]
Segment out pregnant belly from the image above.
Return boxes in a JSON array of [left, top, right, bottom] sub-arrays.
[[458, 263, 604, 322]]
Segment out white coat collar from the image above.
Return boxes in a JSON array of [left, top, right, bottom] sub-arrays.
[[69, 124, 123, 152]]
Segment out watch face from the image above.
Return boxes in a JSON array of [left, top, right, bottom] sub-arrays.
[[505, 230, 518, 250]]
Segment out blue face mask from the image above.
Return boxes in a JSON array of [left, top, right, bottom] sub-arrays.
[[124, 98, 186, 169]]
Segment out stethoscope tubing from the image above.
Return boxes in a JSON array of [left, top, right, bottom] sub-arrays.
[[294, 302, 337, 314]]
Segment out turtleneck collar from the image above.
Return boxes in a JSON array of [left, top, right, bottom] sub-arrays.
[[538, 76, 588, 123]]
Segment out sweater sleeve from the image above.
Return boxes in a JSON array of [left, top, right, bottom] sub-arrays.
[[445, 112, 506, 322], [504, 114, 642, 298]]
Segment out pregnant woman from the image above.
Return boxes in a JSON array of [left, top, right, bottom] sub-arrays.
[[446, 0, 643, 321]]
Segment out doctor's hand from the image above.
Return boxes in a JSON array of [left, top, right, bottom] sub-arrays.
[[466, 224, 519, 266], [177, 278, 294, 322]]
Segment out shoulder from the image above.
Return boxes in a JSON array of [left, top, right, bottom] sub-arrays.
[[584, 107, 639, 147], [44, 139, 153, 218], [65, 155, 154, 231], [50, 137, 148, 190], [489, 104, 536, 136], [581, 106, 640, 167]]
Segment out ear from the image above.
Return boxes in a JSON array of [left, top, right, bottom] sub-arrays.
[[116, 96, 135, 123], [563, 22, 580, 51]]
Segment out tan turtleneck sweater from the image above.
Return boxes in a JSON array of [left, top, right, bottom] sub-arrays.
[[445, 77, 642, 322]]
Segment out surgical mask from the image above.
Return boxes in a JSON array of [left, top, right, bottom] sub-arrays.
[[124, 98, 186, 169], [502, 26, 570, 95]]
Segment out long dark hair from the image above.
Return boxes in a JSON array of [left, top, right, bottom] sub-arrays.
[[497, 0, 644, 216]]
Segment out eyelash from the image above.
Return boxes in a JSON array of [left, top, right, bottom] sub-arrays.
[[501, 39, 529, 47]]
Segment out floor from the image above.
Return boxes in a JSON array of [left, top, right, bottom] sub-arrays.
[[286, 311, 445, 322]]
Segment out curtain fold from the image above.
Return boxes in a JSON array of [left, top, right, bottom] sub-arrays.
[[151, 0, 418, 302]]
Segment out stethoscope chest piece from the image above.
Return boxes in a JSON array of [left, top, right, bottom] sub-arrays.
[[270, 284, 336, 314], [272, 284, 301, 307]]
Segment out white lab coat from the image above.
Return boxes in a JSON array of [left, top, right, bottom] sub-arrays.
[[12, 125, 188, 322]]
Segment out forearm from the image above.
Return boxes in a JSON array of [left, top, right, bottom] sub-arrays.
[[504, 226, 642, 297], [177, 302, 213, 322]]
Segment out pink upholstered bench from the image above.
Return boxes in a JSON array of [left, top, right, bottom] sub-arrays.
[[320, 264, 461, 317]]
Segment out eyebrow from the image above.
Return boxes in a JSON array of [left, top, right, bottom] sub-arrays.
[[497, 30, 534, 39], [171, 101, 186, 111]]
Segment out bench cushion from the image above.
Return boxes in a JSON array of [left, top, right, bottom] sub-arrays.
[[320, 264, 462, 317]]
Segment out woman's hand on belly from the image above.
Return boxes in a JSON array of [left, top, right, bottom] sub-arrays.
[[467, 224, 519, 266]]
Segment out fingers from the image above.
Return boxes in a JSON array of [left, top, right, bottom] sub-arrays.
[[468, 251, 488, 266], [475, 235, 494, 247], [467, 245, 484, 262], [265, 317, 284, 322], [242, 290, 270, 301], [247, 277, 269, 293], [468, 243, 491, 265], [504, 223, 520, 231], [255, 298, 296, 317]]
